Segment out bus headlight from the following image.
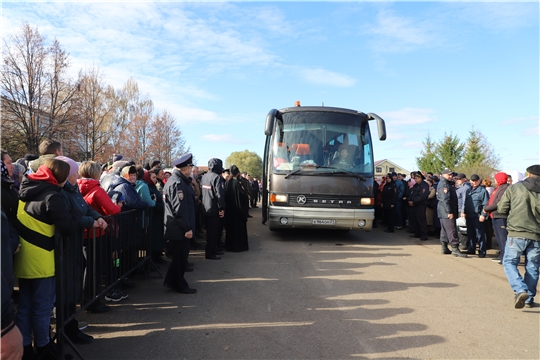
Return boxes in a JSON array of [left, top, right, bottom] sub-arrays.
[[358, 220, 366, 227], [280, 217, 289, 225], [360, 197, 374, 206], [270, 194, 288, 203]]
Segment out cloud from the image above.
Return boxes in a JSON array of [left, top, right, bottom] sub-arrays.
[[299, 68, 356, 87], [502, 116, 539, 125], [449, 2, 538, 32], [363, 9, 440, 53], [379, 108, 437, 125], [523, 126, 540, 137]]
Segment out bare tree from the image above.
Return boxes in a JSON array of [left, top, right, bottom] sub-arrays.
[[114, 78, 154, 164], [1, 23, 48, 155], [147, 110, 188, 167], [69, 67, 123, 162], [1, 23, 77, 157]]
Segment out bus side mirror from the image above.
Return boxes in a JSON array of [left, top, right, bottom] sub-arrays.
[[367, 113, 387, 141], [265, 109, 278, 136]]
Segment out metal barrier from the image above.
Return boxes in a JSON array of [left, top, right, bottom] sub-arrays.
[[53, 209, 159, 359]]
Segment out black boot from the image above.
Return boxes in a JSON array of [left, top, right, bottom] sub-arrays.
[[441, 242, 451, 255], [22, 345, 36, 360], [35, 341, 73, 360], [451, 245, 468, 258]]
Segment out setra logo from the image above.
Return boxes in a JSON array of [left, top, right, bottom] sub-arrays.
[[296, 195, 307, 204]]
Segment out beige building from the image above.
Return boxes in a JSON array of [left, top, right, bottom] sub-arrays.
[[374, 159, 410, 178]]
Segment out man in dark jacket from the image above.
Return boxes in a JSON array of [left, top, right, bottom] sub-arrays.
[[437, 169, 467, 257], [498, 165, 540, 309], [163, 154, 197, 294], [407, 172, 430, 240], [201, 158, 226, 259], [251, 177, 260, 208], [467, 174, 490, 257]]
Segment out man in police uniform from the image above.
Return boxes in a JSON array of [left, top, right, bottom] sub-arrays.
[[163, 153, 197, 293], [437, 169, 467, 257]]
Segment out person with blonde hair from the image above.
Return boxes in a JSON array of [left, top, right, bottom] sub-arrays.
[[77, 161, 122, 311]]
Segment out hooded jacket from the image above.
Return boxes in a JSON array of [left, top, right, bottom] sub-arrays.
[[108, 175, 149, 211], [78, 178, 122, 216], [14, 166, 78, 279], [201, 158, 226, 216], [497, 176, 540, 241], [484, 172, 509, 219]]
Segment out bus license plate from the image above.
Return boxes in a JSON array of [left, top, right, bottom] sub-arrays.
[[312, 219, 336, 225]]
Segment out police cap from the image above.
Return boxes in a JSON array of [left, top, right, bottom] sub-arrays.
[[172, 153, 193, 168]]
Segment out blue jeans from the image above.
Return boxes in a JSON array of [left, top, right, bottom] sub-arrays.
[[466, 216, 486, 255], [15, 277, 56, 347], [503, 237, 540, 304], [492, 218, 508, 259]]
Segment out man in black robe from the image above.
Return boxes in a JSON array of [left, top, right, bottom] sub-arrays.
[[224, 166, 249, 252]]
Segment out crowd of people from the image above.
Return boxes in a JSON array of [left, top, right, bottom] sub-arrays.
[[374, 165, 540, 310], [1, 140, 260, 360]]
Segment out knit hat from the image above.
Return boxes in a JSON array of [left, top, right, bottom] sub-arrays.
[[113, 154, 124, 162], [112, 160, 129, 171], [56, 156, 79, 179]]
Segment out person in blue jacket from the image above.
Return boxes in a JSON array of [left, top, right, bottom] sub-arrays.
[[467, 174, 490, 257], [107, 165, 149, 211]]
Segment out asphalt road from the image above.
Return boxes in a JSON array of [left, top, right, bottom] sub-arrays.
[[78, 208, 540, 359]]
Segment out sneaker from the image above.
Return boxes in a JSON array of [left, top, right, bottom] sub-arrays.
[[491, 257, 501, 262], [514, 292, 529, 309], [394, 226, 403, 230], [525, 302, 537, 308], [78, 321, 88, 331], [105, 289, 128, 302]]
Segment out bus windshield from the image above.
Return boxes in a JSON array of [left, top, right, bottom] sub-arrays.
[[271, 111, 374, 175]]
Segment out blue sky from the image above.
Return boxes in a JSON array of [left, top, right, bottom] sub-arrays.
[[3, 1, 539, 173]]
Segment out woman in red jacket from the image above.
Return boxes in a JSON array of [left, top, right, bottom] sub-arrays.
[[77, 161, 123, 312], [78, 161, 121, 216]]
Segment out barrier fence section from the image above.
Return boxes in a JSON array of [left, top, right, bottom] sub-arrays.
[[54, 209, 157, 359]]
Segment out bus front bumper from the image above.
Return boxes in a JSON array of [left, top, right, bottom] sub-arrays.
[[267, 206, 374, 231]]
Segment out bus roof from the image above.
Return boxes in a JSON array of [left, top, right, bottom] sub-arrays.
[[277, 106, 363, 116]]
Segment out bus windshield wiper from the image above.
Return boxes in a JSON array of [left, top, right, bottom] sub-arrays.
[[284, 165, 335, 179], [330, 170, 366, 181], [284, 168, 303, 179]]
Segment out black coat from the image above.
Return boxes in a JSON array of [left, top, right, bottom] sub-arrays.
[[408, 180, 429, 205], [436, 177, 458, 218], [381, 181, 398, 208], [147, 181, 165, 252], [201, 159, 226, 216], [224, 177, 249, 252], [163, 169, 195, 240]]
